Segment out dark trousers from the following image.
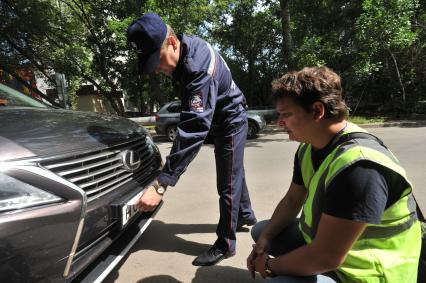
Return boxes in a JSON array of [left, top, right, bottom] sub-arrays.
[[212, 120, 255, 254]]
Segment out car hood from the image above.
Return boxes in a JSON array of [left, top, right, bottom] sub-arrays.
[[0, 108, 146, 161]]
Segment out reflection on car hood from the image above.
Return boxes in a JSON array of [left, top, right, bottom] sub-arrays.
[[0, 108, 146, 160]]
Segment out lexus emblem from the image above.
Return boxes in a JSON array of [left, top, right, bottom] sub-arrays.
[[120, 150, 141, 172]]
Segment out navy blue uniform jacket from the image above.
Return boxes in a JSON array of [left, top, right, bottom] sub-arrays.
[[157, 33, 247, 187]]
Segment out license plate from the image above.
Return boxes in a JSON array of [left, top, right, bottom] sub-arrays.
[[120, 190, 145, 228]]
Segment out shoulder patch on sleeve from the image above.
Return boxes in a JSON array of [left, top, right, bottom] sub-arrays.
[[189, 93, 204, 113]]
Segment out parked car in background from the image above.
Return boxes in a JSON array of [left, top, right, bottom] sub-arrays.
[[247, 106, 278, 123], [155, 100, 266, 142], [0, 83, 163, 282], [125, 111, 156, 128]]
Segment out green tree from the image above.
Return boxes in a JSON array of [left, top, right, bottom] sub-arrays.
[[355, 0, 419, 103], [210, 0, 282, 106], [2, 0, 425, 116], [0, 0, 137, 113]]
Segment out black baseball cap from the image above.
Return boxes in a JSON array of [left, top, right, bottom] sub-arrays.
[[127, 13, 167, 74]]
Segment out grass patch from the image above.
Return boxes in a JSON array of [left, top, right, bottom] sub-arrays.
[[348, 116, 385, 125]]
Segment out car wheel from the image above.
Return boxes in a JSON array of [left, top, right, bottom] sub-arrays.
[[167, 125, 178, 141], [247, 121, 258, 139]]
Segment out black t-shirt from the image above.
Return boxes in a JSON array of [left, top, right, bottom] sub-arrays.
[[292, 140, 408, 224]]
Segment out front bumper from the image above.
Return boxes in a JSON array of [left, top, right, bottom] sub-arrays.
[[0, 135, 163, 282], [70, 202, 162, 283], [65, 176, 161, 282]]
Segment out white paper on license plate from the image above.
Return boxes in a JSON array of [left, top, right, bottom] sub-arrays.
[[121, 189, 146, 227]]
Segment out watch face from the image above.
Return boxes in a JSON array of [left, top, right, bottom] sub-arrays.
[[156, 187, 166, 194]]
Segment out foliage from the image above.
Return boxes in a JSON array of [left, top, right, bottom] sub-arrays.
[[354, 0, 418, 83], [210, 0, 282, 106], [0, 0, 133, 113], [348, 116, 385, 125], [1, 0, 426, 116]]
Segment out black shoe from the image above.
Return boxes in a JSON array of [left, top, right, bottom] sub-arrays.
[[192, 246, 234, 266], [236, 217, 257, 231]]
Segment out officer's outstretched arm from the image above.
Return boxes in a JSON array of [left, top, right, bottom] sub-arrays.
[[158, 70, 216, 187]]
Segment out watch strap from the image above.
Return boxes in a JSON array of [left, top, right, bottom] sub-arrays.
[[264, 256, 276, 277], [153, 181, 166, 195]]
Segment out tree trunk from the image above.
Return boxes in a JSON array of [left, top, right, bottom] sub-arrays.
[[247, 49, 255, 105], [149, 74, 164, 108], [103, 90, 124, 115], [137, 75, 145, 113], [280, 0, 295, 70], [388, 49, 406, 102]]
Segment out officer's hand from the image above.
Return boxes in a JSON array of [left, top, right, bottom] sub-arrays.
[[136, 186, 162, 212]]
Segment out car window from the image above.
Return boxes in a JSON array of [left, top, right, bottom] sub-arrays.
[[0, 83, 48, 108], [167, 102, 181, 113]]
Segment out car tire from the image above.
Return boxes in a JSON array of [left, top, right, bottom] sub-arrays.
[[167, 125, 178, 141], [247, 121, 258, 139]]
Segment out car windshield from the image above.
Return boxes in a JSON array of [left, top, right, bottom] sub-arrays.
[[0, 83, 48, 109]]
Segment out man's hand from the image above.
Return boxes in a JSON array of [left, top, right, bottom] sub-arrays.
[[253, 253, 269, 278], [247, 247, 258, 279], [136, 186, 162, 212], [253, 235, 270, 255], [247, 235, 271, 279], [247, 245, 271, 279]]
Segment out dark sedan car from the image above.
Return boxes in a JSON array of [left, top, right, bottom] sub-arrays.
[[155, 100, 266, 141], [0, 83, 162, 282]]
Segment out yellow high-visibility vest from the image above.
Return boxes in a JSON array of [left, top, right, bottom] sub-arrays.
[[298, 122, 421, 283]]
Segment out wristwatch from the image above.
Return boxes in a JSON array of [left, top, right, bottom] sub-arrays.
[[264, 256, 276, 278], [153, 181, 167, 195]]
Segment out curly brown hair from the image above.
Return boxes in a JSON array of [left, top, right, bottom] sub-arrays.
[[271, 66, 348, 121]]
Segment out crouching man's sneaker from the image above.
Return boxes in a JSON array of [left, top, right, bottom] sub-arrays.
[[192, 245, 235, 266]]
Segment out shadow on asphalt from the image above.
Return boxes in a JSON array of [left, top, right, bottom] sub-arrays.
[[104, 220, 220, 283], [104, 220, 258, 283], [136, 266, 264, 283], [131, 220, 216, 256]]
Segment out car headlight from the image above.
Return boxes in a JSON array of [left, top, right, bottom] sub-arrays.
[[146, 134, 154, 146], [0, 173, 62, 212], [146, 134, 161, 155]]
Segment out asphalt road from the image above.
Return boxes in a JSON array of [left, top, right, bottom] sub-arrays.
[[104, 124, 426, 283]]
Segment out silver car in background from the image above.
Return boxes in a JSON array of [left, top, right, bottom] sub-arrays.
[[154, 100, 266, 141]]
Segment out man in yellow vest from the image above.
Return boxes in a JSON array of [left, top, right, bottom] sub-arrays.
[[247, 66, 421, 282]]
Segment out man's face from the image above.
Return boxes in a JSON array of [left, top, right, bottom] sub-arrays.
[[154, 46, 174, 76], [276, 96, 314, 143], [154, 37, 179, 77]]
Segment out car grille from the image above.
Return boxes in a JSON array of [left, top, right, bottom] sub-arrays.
[[40, 137, 155, 200]]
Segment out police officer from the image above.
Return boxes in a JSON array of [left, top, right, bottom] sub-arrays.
[[127, 12, 257, 266], [247, 67, 421, 282]]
